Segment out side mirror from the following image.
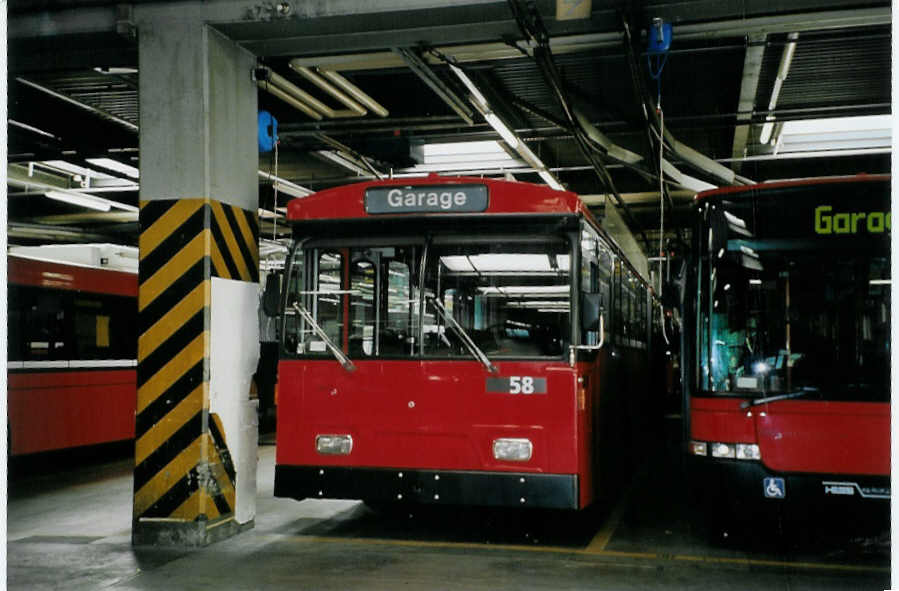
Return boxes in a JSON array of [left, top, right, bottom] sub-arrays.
[[262, 273, 280, 317], [580, 292, 603, 332], [661, 260, 685, 309]]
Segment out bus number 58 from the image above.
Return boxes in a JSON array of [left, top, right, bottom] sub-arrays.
[[509, 376, 535, 394]]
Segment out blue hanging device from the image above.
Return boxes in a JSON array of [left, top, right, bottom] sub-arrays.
[[647, 18, 672, 100], [258, 110, 278, 153], [648, 18, 672, 55]]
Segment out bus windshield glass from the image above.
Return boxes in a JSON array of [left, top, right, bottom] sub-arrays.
[[282, 236, 572, 360], [697, 185, 890, 402], [423, 238, 570, 359]]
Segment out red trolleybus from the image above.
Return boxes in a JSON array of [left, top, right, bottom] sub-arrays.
[[272, 175, 655, 510], [8, 246, 138, 455], [683, 176, 890, 519]]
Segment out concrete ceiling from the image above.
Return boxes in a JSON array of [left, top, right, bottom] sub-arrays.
[[8, 0, 891, 255]]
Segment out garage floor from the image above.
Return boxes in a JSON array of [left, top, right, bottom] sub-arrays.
[[7, 423, 890, 590]]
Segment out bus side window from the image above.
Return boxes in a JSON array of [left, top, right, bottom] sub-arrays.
[[597, 247, 612, 344], [580, 227, 600, 346], [613, 261, 623, 341], [282, 247, 305, 355], [74, 294, 135, 360], [19, 289, 69, 361]]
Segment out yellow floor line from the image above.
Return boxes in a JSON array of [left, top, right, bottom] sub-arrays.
[[273, 534, 888, 574], [583, 495, 628, 554]]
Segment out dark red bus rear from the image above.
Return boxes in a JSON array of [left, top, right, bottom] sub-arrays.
[[683, 176, 890, 516], [273, 176, 655, 510]]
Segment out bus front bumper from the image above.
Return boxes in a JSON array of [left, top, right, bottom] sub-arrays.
[[275, 465, 579, 509], [686, 456, 890, 513]]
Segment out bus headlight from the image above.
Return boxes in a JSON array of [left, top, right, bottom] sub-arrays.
[[697, 440, 761, 461], [316, 434, 353, 455], [710, 442, 735, 458], [689, 441, 708, 456], [493, 438, 533, 461], [736, 443, 761, 460]]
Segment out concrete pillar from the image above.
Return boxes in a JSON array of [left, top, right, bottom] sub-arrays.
[[133, 20, 260, 546]]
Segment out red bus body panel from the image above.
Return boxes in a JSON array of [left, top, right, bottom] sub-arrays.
[[276, 359, 587, 500], [690, 397, 756, 443], [755, 401, 888, 475], [8, 369, 136, 455], [690, 397, 889, 476]]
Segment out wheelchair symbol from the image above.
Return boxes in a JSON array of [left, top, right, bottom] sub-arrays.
[[764, 477, 785, 499]]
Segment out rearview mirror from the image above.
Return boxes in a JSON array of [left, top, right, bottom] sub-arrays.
[[580, 292, 603, 332], [262, 273, 280, 317]]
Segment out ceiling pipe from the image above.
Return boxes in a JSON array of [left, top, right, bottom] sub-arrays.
[[288, 62, 389, 118], [257, 67, 334, 118], [395, 48, 475, 125], [759, 32, 799, 145], [257, 80, 322, 120], [573, 109, 643, 164], [257, 67, 365, 120], [287, 63, 368, 117], [319, 70, 390, 118]]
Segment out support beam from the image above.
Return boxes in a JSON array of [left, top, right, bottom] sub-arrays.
[[731, 34, 767, 173], [395, 48, 475, 125], [134, 19, 260, 548]]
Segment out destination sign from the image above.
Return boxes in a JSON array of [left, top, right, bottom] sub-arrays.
[[364, 184, 488, 214], [814, 205, 891, 235]]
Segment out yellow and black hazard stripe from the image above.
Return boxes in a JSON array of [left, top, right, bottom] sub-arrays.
[[134, 197, 257, 523]]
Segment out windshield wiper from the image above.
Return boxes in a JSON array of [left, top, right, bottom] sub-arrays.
[[426, 295, 498, 374], [740, 386, 819, 409], [291, 302, 356, 372]]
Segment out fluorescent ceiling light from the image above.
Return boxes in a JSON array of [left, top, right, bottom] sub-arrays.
[[677, 173, 717, 193], [314, 150, 373, 176], [257, 170, 314, 198], [425, 140, 512, 158], [484, 112, 519, 149], [94, 67, 138, 75], [273, 181, 313, 199], [478, 285, 570, 295], [440, 254, 569, 274], [9, 119, 58, 139], [41, 159, 112, 179], [507, 301, 570, 308], [449, 64, 488, 109], [537, 169, 565, 191], [45, 190, 111, 212], [409, 140, 524, 172], [774, 115, 892, 153], [257, 208, 284, 220], [86, 157, 140, 179], [44, 189, 138, 212]]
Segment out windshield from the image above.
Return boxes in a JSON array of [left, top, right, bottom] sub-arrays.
[[423, 239, 571, 359], [282, 236, 572, 360], [697, 188, 889, 402]]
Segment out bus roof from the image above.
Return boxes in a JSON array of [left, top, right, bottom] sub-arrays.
[[694, 174, 889, 201], [8, 254, 137, 297], [286, 175, 586, 221]]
